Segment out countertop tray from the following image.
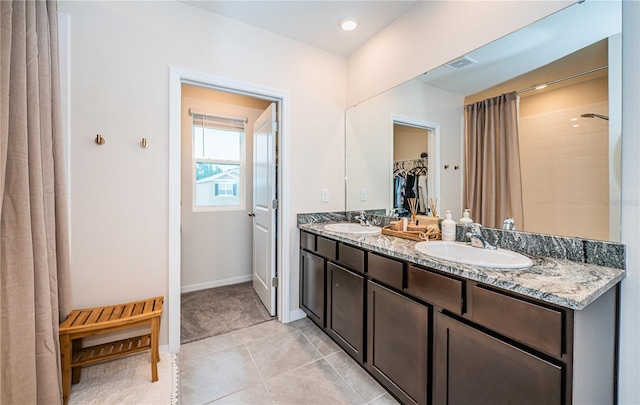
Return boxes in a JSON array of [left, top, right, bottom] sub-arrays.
[[381, 226, 440, 241]]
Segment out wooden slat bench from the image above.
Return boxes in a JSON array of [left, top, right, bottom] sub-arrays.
[[59, 296, 164, 404]]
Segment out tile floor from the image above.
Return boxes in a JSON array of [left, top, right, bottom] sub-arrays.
[[179, 317, 400, 405]]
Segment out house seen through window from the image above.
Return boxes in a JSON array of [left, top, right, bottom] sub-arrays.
[[192, 111, 246, 210]]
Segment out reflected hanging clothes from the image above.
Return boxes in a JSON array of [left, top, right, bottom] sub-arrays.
[[393, 158, 429, 216], [418, 175, 428, 214], [403, 174, 416, 211], [395, 176, 407, 215]]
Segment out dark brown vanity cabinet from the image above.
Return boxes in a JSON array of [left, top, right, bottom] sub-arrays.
[[367, 281, 430, 405], [298, 230, 617, 405], [434, 312, 563, 405], [326, 262, 365, 362], [299, 249, 326, 327], [300, 231, 340, 328]]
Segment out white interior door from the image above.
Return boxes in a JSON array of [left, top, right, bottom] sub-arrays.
[[251, 103, 277, 315]]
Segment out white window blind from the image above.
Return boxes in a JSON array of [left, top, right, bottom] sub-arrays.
[[190, 109, 247, 131]]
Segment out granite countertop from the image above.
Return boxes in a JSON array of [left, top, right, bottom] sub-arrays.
[[299, 222, 625, 311]]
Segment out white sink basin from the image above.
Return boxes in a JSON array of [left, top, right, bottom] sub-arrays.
[[323, 223, 382, 235], [414, 241, 533, 269]]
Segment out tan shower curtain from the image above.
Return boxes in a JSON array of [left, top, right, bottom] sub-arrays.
[[465, 92, 524, 230], [1, 1, 72, 403]]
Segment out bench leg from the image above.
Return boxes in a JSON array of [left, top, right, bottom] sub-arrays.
[[150, 317, 160, 382], [157, 315, 162, 363], [60, 334, 72, 405], [71, 339, 83, 384]]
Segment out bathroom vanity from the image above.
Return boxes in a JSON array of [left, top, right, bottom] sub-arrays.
[[298, 217, 624, 405]]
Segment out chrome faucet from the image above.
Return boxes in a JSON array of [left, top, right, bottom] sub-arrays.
[[502, 218, 516, 231], [355, 211, 372, 227], [463, 223, 497, 250]]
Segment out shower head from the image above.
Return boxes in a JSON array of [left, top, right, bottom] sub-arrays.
[[580, 113, 609, 121]]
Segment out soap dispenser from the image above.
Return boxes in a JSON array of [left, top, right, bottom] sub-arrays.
[[459, 209, 473, 225], [441, 210, 456, 241]]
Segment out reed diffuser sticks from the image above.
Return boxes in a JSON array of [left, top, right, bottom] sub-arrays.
[[428, 198, 438, 217], [408, 198, 418, 223]]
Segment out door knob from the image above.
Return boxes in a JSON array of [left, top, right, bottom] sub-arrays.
[[248, 212, 256, 217]]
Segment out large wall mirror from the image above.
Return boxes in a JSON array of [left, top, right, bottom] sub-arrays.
[[345, 0, 621, 242]]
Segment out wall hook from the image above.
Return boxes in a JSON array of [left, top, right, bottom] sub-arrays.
[[444, 164, 449, 170], [454, 165, 460, 170], [95, 134, 105, 145], [140, 138, 148, 149]]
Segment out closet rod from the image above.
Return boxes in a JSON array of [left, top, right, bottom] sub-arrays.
[[394, 157, 428, 164], [516, 66, 607, 94]]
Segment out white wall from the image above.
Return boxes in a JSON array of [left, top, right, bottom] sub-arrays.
[[346, 79, 463, 217], [347, 1, 573, 106], [619, 1, 640, 403], [59, 0, 346, 345], [180, 85, 270, 291]]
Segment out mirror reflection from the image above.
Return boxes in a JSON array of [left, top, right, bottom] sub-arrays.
[[345, 0, 621, 242]]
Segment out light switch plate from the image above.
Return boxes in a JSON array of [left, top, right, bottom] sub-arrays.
[[360, 188, 367, 202]]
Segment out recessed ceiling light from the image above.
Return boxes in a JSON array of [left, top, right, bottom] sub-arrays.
[[339, 18, 359, 32]]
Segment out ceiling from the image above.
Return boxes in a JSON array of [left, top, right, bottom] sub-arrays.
[[179, 0, 419, 56], [417, 0, 620, 98]]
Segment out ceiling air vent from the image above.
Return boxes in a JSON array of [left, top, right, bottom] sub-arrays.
[[446, 56, 477, 70]]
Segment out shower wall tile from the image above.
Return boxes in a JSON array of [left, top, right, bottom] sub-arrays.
[[519, 100, 610, 242]]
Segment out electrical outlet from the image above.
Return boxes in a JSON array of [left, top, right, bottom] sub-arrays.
[[321, 189, 329, 203], [360, 188, 367, 202]]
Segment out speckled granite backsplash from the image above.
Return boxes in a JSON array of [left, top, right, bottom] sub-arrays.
[[297, 211, 625, 270]]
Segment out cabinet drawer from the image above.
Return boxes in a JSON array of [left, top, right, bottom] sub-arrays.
[[337, 244, 365, 274], [405, 265, 463, 314], [368, 253, 403, 290], [471, 286, 563, 357], [300, 231, 315, 251], [316, 236, 337, 260]]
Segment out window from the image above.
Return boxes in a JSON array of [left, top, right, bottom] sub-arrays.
[[192, 111, 246, 211], [216, 183, 235, 196]]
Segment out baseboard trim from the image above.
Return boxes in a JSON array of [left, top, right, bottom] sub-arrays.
[[288, 308, 306, 323], [181, 274, 253, 294]]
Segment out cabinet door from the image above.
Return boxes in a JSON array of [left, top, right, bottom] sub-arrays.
[[327, 263, 364, 363], [367, 281, 430, 405], [434, 312, 562, 405], [300, 250, 326, 327]]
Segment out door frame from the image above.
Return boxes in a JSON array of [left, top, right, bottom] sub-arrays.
[[168, 67, 291, 353], [389, 114, 441, 212]]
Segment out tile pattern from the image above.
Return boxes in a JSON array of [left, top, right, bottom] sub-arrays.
[[298, 222, 624, 310], [518, 102, 610, 241], [179, 319, 399, 405]]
